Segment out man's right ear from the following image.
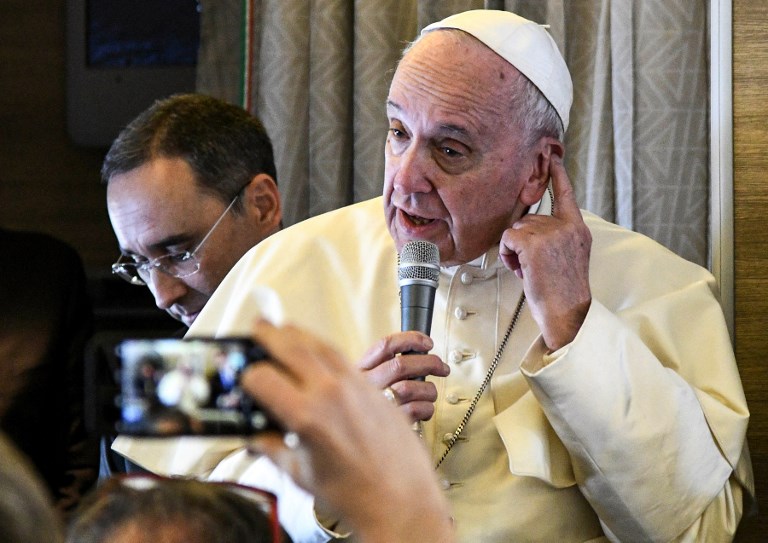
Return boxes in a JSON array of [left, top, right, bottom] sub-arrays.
[[243, 174, 282, 231], [518, 137, 564, 206]]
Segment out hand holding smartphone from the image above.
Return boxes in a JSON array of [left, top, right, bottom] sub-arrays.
[[86, 337, 280, 437]]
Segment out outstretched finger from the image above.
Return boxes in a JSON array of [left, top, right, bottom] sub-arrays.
[[240, 362, 305, 424], [549, 154, 580, 220]]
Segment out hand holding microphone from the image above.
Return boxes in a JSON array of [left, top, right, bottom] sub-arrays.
[[356, 240, 449, 422]]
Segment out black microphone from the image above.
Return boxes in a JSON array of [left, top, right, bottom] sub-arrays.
[[398, 240, 440, 380]]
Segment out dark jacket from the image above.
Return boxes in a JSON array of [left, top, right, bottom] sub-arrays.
[[0, 228, 98, 512]]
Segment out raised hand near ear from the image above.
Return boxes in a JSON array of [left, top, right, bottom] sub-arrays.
[[499, 155, 592, 351]]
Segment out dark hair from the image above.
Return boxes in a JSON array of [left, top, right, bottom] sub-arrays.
[[66, 476, 290, 543], [101, 93, 277, 213]]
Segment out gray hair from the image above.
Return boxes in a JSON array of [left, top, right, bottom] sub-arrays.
[[509, 70, 565, 145]]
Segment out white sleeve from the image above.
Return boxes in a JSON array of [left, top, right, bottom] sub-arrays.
[[521, 299, 751, 542]]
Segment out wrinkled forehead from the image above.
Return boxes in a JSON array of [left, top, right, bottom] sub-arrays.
[[106, 164, 221, 252], [390, 31, 521, 131]]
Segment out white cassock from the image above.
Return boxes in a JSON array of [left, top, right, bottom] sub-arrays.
[[115, 191, 753, 543]]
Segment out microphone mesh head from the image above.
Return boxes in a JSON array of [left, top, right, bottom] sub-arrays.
[[398, 240, 440, 284]]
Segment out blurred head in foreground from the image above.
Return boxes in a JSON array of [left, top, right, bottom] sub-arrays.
[[66, 474, 289, 543], [0, 432, 63, 543]]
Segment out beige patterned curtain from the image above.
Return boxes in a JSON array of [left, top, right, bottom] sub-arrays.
[[197, 0, 709, 266]]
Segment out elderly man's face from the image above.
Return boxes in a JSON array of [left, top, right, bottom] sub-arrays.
[[384, 31, 544, 267]]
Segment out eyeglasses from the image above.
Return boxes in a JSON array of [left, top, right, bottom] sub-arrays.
[[85, 474, 282, 543], [111, 193, 240, 286]]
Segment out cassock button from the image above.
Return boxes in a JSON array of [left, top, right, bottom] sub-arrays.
[[460, 271, 473, 285], [442, 433, 454, 444], [454, 307, 468, 320], [440, 478, 451, 491], [448, 350, 463, 364], [446, 392, 459, 404]]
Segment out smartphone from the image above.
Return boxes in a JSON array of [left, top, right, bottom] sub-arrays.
[[86, 336, 279, 437]]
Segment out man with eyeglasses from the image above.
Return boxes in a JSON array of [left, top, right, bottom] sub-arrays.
[[101, 93, 282, 476], [105, 93, 282, 328]]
